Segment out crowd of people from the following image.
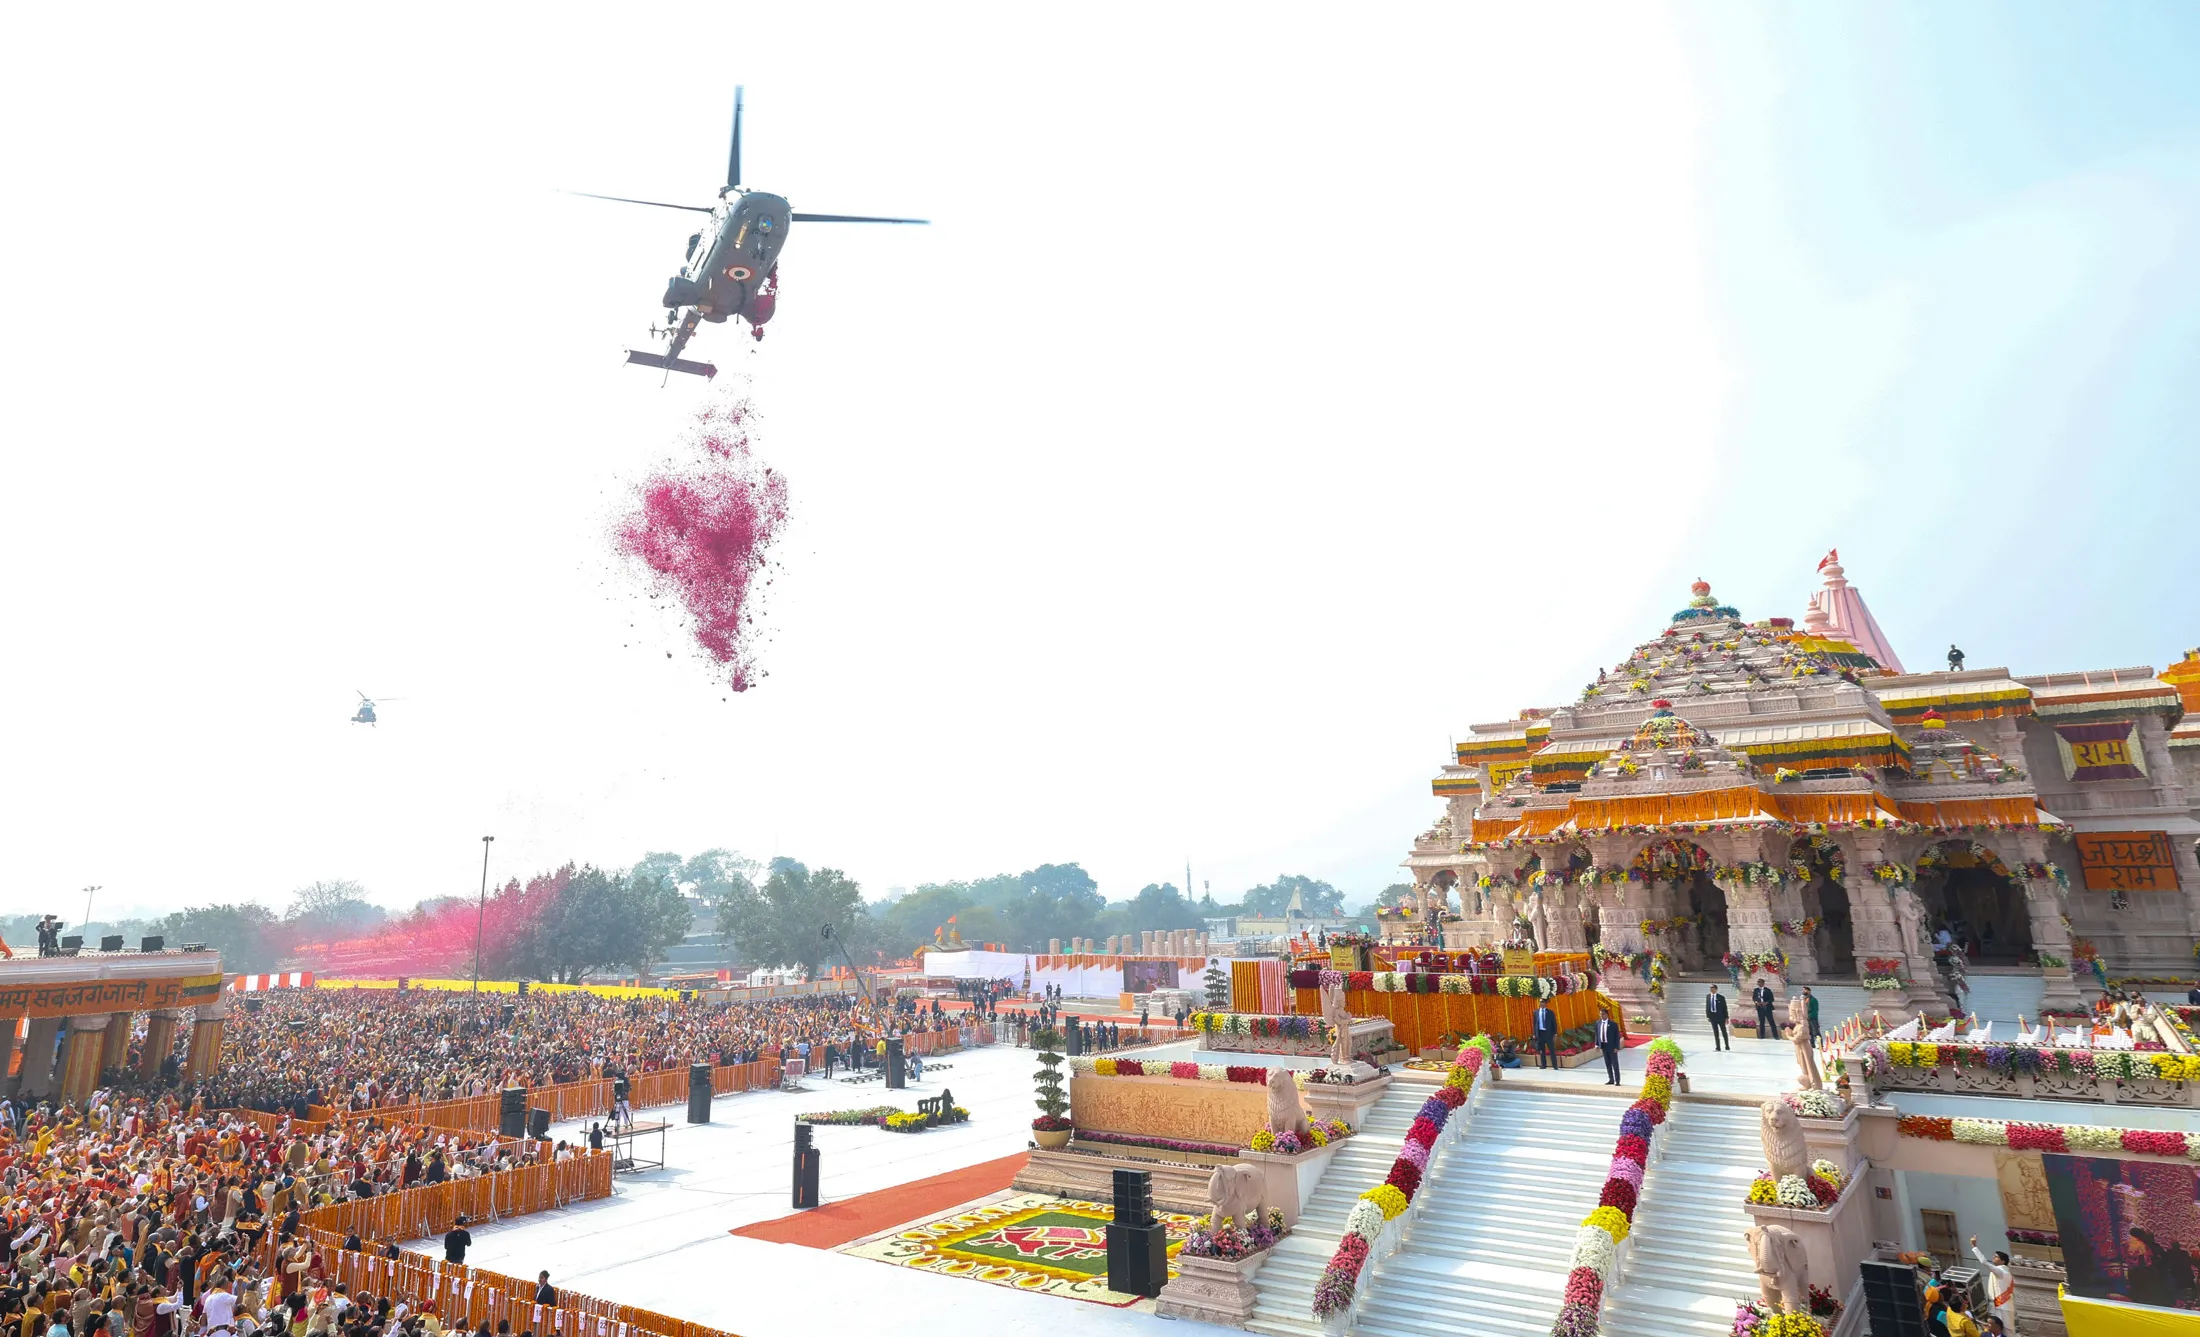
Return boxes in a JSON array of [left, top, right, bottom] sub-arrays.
[[0, 982, 1010, 1337], [0, 1080, 576, 1337], [195, 987, 983, 1116]]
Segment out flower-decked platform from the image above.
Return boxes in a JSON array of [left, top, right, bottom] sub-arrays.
[[1285, 955, 1615, 1053], [840, 1190, 1202, 1309]]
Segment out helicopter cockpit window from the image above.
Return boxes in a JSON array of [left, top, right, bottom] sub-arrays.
[[685, 233, 701, 259]]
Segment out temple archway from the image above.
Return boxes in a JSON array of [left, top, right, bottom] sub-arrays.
[[1787, 834, 1856, 976], [1917, 840, 2032, 962]]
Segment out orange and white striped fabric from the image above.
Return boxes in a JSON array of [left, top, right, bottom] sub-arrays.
[[229, 971, 314, 991]]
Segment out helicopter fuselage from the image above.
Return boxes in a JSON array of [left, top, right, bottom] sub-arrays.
[[665, 191, 790, 336]]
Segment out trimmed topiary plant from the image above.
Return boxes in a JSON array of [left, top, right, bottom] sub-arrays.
[[1032, 1027, 1071, 1133]]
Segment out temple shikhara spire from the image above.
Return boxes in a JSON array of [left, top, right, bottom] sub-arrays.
[[1805, 549, 1904, 673], [1402, 558, 2197, 1034]]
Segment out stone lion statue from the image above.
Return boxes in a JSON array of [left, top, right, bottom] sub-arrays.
[[1759, 1099, 1807, 1181], [1744, 1223, 1810, 1312], [1206, 1163, 1263, 1230], [1266, 1068, 1309, 1140]]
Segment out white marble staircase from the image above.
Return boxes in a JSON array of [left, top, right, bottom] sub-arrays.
[[1599, 1098, 1764, 1337], [1350, 1086, 1621, 1337], [1246, 1080, 1427, 1337]]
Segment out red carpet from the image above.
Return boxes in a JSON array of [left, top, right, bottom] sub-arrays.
[[731, 1150, 1032, 1249]]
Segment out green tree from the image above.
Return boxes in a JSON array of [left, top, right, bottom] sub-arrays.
[[285, 879, 386, 943], [155, 903, 283, 973], [720, 858, 865, 977], [1239, 874, 1345, 917], [1099, 882, 1204, 939], [615, 870, 694, 978]]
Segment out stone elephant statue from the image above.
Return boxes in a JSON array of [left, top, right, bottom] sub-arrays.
[[1744, 1222, 1810, 1313], [1207, 1163, 1263, 1231]]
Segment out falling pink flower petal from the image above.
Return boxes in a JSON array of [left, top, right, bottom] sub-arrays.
[[616, 392, 788, 691]]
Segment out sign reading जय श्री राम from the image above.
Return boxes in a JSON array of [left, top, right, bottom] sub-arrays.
[[2073, 832, 2180, 891]]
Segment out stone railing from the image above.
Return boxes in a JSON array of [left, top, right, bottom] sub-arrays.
[[1860, 1044, 2200, 1108]]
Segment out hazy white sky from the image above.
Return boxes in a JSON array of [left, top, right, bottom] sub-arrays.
[[5, 6, 2195, 920]]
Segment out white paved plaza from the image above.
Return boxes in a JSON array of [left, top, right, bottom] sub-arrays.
[[406, 1042, 1231, 1337]]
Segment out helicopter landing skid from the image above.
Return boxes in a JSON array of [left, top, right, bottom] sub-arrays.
[[625, 350, 718, 379]]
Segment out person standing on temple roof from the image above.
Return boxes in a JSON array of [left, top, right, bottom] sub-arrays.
[[1705, 985, 1731, 1050], [1948, 645, 1965, 672]]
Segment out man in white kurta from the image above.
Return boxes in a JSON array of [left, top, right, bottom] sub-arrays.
[[1970, 1236, 2017, 1334]]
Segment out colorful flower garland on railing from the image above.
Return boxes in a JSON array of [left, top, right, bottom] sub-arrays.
[[1746, 1158, 1846, 1208], [1897, 1113, 2200, 1159], [1283, 968, 1598, 996], [1310, 1036, 1492, 1323], [1549, 1036, 1684, 1337], [1872, 1040, 2200, 1083], [1069, 1057, 1271, 1084], [1732, 1301, 1830, 1337], [1187, 1012, 1332, 1044]]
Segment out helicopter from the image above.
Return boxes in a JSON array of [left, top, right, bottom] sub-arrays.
[[350, 692, 401, 726], [572, 86, 927, 380]]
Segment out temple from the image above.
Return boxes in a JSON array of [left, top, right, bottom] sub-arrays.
[[1401, 557, 2199, 1030]]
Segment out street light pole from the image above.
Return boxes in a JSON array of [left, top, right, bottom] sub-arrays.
[[473, 836, 495, 997], [81, 885, 102, 937]]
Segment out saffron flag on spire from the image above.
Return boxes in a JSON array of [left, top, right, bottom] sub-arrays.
[[1817, 548, 1840, 572], [946, 914, 958, 924]]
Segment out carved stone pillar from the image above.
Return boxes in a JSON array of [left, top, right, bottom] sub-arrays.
[[1546, 882, 1589, 952], [1596, 886, 1667, 1032], [1840, 873, 1920, 1026], [1719, 874, 1786, 1002], [2015, 873, 2085, 1011], [1766, 876, 1821, 985]]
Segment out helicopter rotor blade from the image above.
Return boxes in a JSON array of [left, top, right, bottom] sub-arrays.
[[565, 191, 713, 213], [790, 212, 930, 224], [727, 85, 744, 191]]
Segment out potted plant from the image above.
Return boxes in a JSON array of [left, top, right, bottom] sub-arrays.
[[1032, 1026, 1073, 1149]]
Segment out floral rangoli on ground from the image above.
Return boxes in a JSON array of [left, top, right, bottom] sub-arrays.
[[840, 1191, 1197, 1307]]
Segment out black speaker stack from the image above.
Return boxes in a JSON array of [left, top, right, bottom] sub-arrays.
[[1859, 1260, 1929, 1337], [498, 1088, 525, 1138], [885, 1036, 906, 1089], [1064, 1016, 1082, 1056], [687, 1062, 713, 1123], [792, 1122, 821, 1208], [528, 1107, 551, 1139], [1105, 1169, 1166, 1297]]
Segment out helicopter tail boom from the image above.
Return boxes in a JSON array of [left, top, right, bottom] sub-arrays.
[[625, 350, 719, 379]]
